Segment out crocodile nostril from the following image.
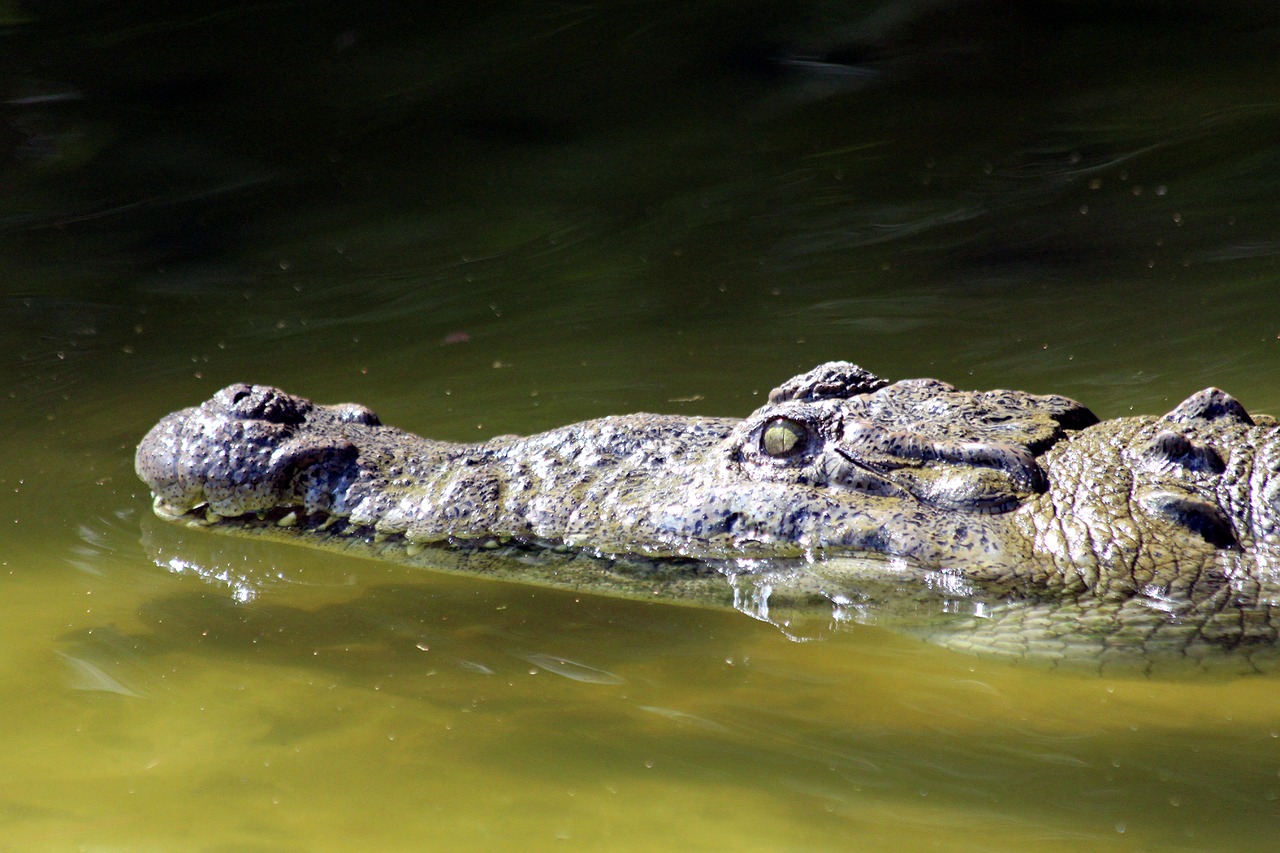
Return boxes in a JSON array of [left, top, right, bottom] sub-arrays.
[[215, 384, 311, 425]]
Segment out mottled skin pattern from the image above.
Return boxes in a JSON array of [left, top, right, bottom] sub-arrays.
[[135, 362, 1280, 669]]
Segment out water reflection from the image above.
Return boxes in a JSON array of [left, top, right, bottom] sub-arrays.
[[58, 627, 153, 699], [42, 491, 1280, 848], [519, 652, 626, 685]]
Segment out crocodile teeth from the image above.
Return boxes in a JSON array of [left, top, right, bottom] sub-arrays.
[[152, 496, 190, 521], [276, 511, 299, 528]]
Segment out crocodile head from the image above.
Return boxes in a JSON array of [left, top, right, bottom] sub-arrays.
[[136, 363, 1098, 567]]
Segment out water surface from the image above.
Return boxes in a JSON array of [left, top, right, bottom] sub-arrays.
[[4, 1, 1280, 849]]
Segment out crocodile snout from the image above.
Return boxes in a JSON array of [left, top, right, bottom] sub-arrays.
[[136, 384, 344, 518]]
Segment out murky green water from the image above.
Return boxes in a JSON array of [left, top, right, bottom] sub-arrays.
[[4, 1, 1280, 849]]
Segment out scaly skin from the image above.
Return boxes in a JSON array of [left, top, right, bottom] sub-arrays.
[[135, 362, 1280, 669]]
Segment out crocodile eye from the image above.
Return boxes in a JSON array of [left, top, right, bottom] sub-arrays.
[[761, 417, 809, 459]]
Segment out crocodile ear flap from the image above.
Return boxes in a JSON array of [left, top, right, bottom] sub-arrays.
[[768, 362, 890, 403]]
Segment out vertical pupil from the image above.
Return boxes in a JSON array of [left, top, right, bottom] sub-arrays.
[[762, 418, 807, 457]]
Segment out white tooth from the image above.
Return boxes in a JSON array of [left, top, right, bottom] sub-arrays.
[[276, 511, 298, 528], [406, 542, 423, 557], [152, 496, 189, 521]]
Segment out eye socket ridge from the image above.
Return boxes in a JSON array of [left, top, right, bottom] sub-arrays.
[[760, 416, 811, 459]]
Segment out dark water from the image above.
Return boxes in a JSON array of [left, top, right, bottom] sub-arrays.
[[4, 1, 1280, 849]]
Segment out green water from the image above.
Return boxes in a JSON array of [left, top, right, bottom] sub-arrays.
[[5, 1, 1280, 849]]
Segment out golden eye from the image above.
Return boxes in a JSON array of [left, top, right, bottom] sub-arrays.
[[761, 417, 809, 458]]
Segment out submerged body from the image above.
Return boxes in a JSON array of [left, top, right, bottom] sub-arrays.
[[135, 362, 1280, 668]]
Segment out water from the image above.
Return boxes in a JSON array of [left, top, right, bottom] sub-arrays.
[[4, 1, 1280, 849]]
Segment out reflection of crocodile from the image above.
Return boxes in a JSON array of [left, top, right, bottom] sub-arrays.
[[136, 362, 1280, 669]]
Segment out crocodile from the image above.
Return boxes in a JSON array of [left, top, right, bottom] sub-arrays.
[[135, 362, 1280, 670]]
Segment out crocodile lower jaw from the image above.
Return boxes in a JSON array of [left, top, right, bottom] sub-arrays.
[[151, 494, 570, 557]]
